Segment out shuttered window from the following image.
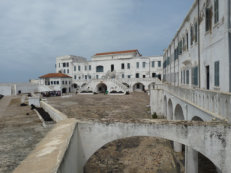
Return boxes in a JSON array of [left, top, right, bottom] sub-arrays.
[[206, 8, 212, 32], [214, 61, 219, 86], [192, 66, 198, 86], [214, 0, 219, 24], [194, 22, 198, 43]]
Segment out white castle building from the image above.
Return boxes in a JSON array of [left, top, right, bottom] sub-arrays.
[[163, 0, 231, 93], [55, 50, 163, 94]]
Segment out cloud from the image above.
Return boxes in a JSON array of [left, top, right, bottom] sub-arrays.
[[0, 0, 194, 82]]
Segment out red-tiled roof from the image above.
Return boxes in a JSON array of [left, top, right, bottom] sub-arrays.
[[39, 73, 72, 78], [95, 49, 140, 56]]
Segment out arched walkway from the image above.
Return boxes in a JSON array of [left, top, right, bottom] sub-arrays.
[[167, 99, 173, 120], [174, 104, 184, 120], [72, 83, 79, 89], [96, 83, 107, 93], [133, 83, 145, 92], [74, 121, 226, 173]]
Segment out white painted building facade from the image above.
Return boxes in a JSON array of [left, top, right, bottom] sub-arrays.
[[163, 0, 231, 93], [55, 50, 163, 93]]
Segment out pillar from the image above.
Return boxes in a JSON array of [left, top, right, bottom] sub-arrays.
[[174, 142, 182, 152], [185, 146, 198, 173]]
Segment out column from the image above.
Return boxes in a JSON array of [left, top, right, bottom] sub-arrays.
[[185, 146, 198, 173]]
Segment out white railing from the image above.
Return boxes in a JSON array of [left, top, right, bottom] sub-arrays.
[[162, 84, 231, 121]]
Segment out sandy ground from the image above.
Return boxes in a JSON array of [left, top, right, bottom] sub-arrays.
[[48, 93, 185, 173], [0, 96, 53, 173]]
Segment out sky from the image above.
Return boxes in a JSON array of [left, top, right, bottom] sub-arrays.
[[0, 0, 194, 83]]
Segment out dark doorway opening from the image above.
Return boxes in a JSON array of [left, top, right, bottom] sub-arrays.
[[111, 64, 114, 72], [62, 88, 67, 93]]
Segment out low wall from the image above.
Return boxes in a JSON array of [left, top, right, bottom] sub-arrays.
[[40, 101, 67, 122], [13, 119, 77, 173]]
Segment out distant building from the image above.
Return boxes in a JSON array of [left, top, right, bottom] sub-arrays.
[[39, 73, 72, 94], [55, 50, 163, 93]]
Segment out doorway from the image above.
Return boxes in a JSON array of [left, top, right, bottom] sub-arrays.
[[111, 64, 114, 72], [206, 66, 210, 90]]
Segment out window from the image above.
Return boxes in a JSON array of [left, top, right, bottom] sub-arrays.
[[65, 81, 67, 85], [194, 22, 198, 43], [63, 69, 66, 73], [78, 65, 81, 71], [127, 63, 130, 69], [143, 75, 146, 78], [96, 65, 104, 72], [74, 66, 76, 71], [59, 63, 60, 68], [136, 73, 139, 78], [51, 81, 53, 85], [89, 75, 91, 79], [152, 73, 156, 78], [142, 62, 146, 68], [122, 74, 125, 78], [178, 40, 183, 55], [85, 75, 87, 80], [63, 63, 66, 67], [74, 75, 76, 79], [128, 75, 131, 78], [186, 32, 189, 50], [136, 62, 139, 68], [158, 61, 161, 67], [214, 61, 219, 86], [96, 75, 99, 79], [121, 63, 125, 69], [89, 65, 91, 71], [62, 81, 64, 85], [54, 81, 56, 85], [85, 66, 87, 71], [186, 70, 189, 84], [67, 69, 69, 73], [152, 61, 155, 67], [192, 66, 198, 86], [67, 63, 69, 67], [190, 25, 194, 45], [214, 0, 219, 24], [206, 8, 212, 32], [57, 81, 59, 85]]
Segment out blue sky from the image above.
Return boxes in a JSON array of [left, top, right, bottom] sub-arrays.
[[0, 0, 194, 82]]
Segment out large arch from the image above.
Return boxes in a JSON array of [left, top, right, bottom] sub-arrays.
[[96, 83, 107, 93], [133, 82, 145, 92], [174, 104, 184, 120], [167, 99, 173, 120], [74, 121, 225, 173]]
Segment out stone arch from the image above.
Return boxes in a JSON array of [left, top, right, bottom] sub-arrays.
[[76, 122, 222, 173], [148, 82, 155, 90], [174, 104, 184, 120], [164, 96, 167, 117], [133, 82, 145, 92], [167, 99, 173, 120], [96, 83, 107, 93], [191, 116, 204, 121], [62, 88, 67, 94]]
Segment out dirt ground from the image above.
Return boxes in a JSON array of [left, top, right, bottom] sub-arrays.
[[48, 92, 151, 120], [0, 96, 53, 173], [48, 93, 185, 173]]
